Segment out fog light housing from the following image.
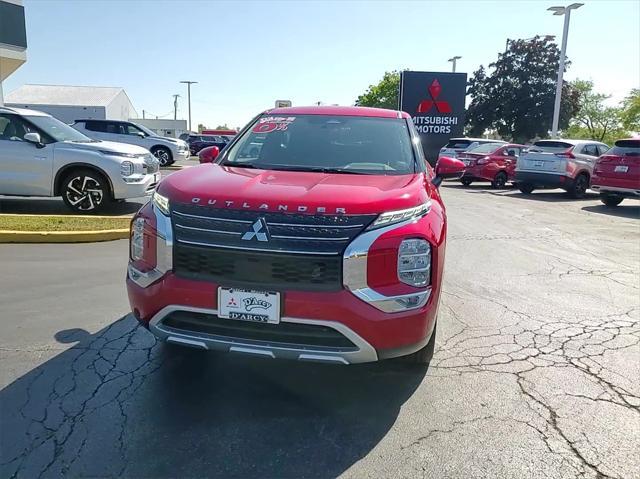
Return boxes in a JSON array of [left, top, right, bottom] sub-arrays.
[[131, 217, 145, 261], [398, 238, 431, 287]]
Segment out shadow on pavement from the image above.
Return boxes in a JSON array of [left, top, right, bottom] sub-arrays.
[[445, 185, 601, 203], [1, 316, 426, 478], [582, 204, 640, 219], [0, 197, 146, 216]]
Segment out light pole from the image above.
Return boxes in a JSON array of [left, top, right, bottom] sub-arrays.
[[448, 56, 462, 73], [172, 94, 180, 120], [548, 3, 583, 137], [180, 81, 197, 132]]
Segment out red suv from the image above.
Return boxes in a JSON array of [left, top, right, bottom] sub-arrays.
[[591, 138, 640, 206], [127, 106, 464, 365], [458, 142, 526, 188]]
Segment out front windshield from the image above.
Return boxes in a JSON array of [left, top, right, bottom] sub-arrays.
[[26, 116, 94, 142], [221, 114, 416, 175], [467, 142, 503, 154]]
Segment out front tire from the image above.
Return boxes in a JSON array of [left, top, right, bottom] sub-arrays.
[[567, 173, 589, 199], [518, 183, 535, 195], [492, 171, 508, 189], [61, 169, 110, 213], [461, 178, 473, 186], [600, 194, 623, 207], [152, 146, 173, 167]]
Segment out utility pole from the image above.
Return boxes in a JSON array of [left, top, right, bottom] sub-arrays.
[[548, 3, 583, 137], [180, 81, 198, 132], [142, 110, 146, 119], [448, 56, 462, 73], [172, 94, 180, 120]]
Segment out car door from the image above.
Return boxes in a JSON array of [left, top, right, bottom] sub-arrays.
[[0, 113, 55, 196]]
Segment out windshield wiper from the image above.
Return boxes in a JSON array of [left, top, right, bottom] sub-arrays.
[[221, 161, 263, 169], [266, 165, 371, 175]]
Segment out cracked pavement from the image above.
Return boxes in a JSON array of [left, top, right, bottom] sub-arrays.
[[1, 186, 638, 478]]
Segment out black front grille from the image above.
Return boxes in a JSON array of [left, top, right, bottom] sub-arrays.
[[174, 244, 341, 291], [162, 311, 357, 349], [171, 203, 375, 255]]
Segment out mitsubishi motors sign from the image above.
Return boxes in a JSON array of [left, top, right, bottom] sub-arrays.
[[399, 71, 467, 164]]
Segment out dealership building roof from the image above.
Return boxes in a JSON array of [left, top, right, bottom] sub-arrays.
[[5, 84, 128, 106]]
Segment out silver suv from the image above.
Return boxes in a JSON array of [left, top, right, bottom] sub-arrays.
[[0, 107, 160, 212]]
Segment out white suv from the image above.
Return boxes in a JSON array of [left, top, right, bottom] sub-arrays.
[[0, 107, 160, 212], [72, 119, 190, 166]]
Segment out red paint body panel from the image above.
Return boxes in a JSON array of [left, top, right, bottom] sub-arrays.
[[592, 155, 640, 191], [157, 165, 432, 215], [460, 144, 524, 182]]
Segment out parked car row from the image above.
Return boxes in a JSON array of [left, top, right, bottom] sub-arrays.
[[448, 136, 639, 207], [0, 106, 160, 212], [71, 119, 190, 167]]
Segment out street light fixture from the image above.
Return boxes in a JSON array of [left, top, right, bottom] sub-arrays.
[[548, 3, 583, 138], [180, 80, 198, 132], [448, 56, 462, 73]]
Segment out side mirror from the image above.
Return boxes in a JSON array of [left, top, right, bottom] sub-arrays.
[[432, 156, 466, 187], [137, 132, 146, 138], [198, 146, 220, 164], [24, 132, 44, 148]]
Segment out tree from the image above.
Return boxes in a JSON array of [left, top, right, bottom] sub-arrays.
[[355, 70, 401, 109], [197, 123, 206, 133], [565, 80, 627, 144], [466, 37, 580, 143], [215, 124, 231, 130], [620, 88, 640, 132]]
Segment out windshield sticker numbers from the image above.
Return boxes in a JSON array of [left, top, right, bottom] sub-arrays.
[[252, 116, 296, 133]]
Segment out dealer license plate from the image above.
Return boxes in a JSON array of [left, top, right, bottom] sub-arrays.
[[533, 160, 544, 168], [218, 288, 280, 324], [614, 165, 629, 173]]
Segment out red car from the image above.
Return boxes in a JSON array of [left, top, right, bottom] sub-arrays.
[[591, 138, 640, 206], [458, 142, 526, 188], [127, 106, 465, 366]]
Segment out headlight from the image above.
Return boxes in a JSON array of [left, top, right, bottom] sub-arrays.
[[398, 238, 431, 287], [131, 217, 145, 261], [100, 150, 137, 158], [120, 161, 134, 177], [369, 201, 431, 229], [153, 191, 170, 215]]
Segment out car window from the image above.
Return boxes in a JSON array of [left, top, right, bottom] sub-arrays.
[[84, 120, 107, 132], [582, 144, 599, 157], [505, 147, 520, 156], [0, 114, 41, 142], [124, 124, 144, 136], [466, 142, 503, 154], [444, 139, 471, 149], [597, 144, 610, 156], [531, 141, 573, 153], [609, 140, 640, 156]]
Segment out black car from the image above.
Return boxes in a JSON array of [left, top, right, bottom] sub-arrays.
[[184, 134, 229, 155]]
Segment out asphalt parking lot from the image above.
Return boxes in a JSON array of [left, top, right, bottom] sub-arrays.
[[1, 185, 638, 479]]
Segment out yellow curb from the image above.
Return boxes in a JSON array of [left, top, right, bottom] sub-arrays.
[[0, 229, 129, 243], [160, 166, 183, 170]]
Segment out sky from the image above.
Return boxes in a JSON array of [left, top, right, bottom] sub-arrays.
[[4, 0, 640, 130]]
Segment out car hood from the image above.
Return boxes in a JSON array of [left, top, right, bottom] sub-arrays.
[[57, 139, 150, 156], [158, 164, 432, 215]]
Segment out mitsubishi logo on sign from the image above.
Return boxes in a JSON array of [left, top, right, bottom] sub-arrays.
[[399, 71, 467, 165], [242, 218, 269, 242], [417, 80, 452, 114]]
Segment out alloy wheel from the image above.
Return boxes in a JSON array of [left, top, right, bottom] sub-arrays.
[[65, 176, 104, 211], [154, 148, 170, 166]]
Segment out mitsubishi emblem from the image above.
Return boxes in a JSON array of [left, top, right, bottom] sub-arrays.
[[242, 218, 269, 242]]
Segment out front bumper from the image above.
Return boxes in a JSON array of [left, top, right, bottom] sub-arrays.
[[112, 173, 159, 199], [126, 203, 443, 363], [514, 171, 570, 189], [176, 148, 190, 160]]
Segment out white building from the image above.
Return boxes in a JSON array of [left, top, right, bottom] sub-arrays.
[[0, 0, 27, 105], [130, 118, 188, 139], [5, 84, 138, 123]]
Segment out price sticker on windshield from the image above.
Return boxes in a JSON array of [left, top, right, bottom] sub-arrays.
[[252, 116, 296, 133]]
